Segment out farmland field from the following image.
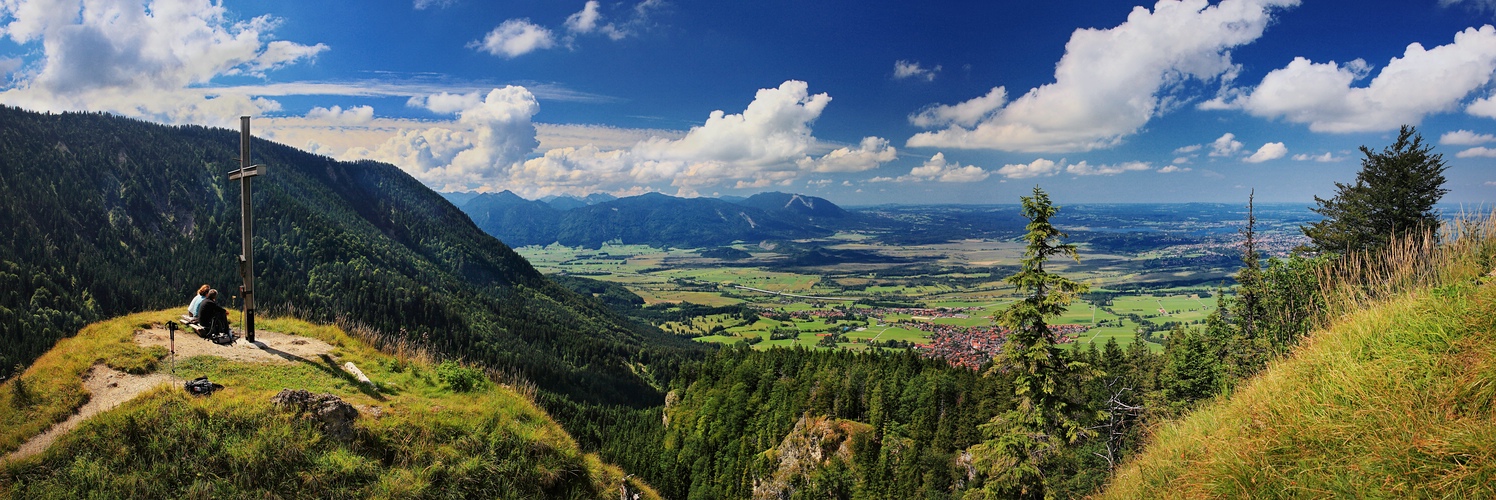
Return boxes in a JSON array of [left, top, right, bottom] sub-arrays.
[[515, 204, 1313, 362]]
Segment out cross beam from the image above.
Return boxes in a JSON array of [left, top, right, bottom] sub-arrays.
[[232, 116, 265, 343]]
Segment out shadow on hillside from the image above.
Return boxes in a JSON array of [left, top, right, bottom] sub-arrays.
[[247, 341, 388, 401]]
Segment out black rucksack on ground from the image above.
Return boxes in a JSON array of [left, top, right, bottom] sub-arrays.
[[185, 377, 223, 395], [210, 330, 237, 346]]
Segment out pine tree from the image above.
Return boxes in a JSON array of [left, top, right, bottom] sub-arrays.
[[1303, 125, 1448, 254], [1160, 325, 1220, 411], [1229, 191, 1271, 378], [969, 187, 1092, 499]]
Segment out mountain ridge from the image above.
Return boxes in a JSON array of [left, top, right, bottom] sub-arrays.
[[457, 190, 842, 248], [0, 106, 700, 404]]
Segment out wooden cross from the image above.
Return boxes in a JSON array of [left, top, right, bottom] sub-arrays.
[[228, 116, 265, 343]]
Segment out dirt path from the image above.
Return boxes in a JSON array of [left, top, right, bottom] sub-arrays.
[[4, 365, 172, 463], [134, 326, 336, 365], [3, 327, 338, 464]]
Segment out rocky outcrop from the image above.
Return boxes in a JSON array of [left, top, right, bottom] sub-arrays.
[[271, 389, 359, 440], [751, 415, 871, 500]]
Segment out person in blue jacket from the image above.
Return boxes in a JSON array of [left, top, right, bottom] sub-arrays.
[[188, 284, 210, 318]]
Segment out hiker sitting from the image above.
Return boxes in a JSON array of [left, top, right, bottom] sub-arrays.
[[185, 284, 210, 323], [195, 289, 231, 339]]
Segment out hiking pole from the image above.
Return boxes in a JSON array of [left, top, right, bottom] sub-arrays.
[[167, 321, 177, 375]]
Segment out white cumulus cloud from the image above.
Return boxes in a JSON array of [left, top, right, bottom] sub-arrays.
[[1209, 133, 1244, 156], [564, 0, 662, 41], [347, 86, 539, 188], [288, 81, 851, 196], [1457, 146, 1496, 158], [471, 19, 556, 58], [893, 60, 940, 82], [509, 80, 846, 196], [1245, 142, 1287, 163], [0, 0, 327, 126], [906, 0, 1298, 153], [909, 87, 1006, 129], [1158, 165, 1191, 173], [797, 136, 897, 173], [996, 158, 1062, 179], [566, 1, 603, 34], [1217, 26, 1496, 132], [408, 91, 483, 114], [1067, 161, 1153, 175], [905, 153, 989, 182], [1467, 96, 1496, 118], [1441, 129, 1496, 145], [306, 105, 374, 125]]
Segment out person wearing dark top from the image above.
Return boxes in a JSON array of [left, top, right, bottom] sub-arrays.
[[196, 289, 231, 338]]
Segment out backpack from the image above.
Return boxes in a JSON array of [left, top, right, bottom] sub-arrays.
[[184, 377, 223, 395]]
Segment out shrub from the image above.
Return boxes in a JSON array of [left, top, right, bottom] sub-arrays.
[[8, 367, 29, 409], [436, 360, 486, 393]]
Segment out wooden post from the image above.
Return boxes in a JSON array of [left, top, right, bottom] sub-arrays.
[[229, 117, 265, 343]]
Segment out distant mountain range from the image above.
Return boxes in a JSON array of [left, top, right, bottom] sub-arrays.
[[452, 190, 850, 248]]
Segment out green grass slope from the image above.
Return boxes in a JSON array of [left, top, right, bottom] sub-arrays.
[[0, 310, 658, 499], [1102, 253, 1496, 497]]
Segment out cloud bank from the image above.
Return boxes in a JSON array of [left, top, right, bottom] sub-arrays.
[[344, 80, 896, 196], [0, 0, 327, 126], [1210, 25, 1496, 132], [906, 0, 1298, 153]]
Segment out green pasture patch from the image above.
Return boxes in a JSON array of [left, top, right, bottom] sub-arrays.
[[692, 335, 739, 345], [634, 290, 742, 307], [842, 326, 929, 345]]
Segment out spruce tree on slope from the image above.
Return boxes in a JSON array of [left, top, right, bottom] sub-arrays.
[[969, 187, 1094, 499], [1303, 125, 1448, 254], [1230, 190, 1271, 378]]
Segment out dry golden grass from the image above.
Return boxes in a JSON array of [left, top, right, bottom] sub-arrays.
[[1101, 213, 1496, 499]]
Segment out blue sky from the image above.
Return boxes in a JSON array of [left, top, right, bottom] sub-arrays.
[[2, 0, 1496, 206]]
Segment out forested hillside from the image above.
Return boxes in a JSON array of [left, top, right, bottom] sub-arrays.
[[734, 192, 848, 219], [0, 106, 701, 403], [541, 339, 1184, 499]]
